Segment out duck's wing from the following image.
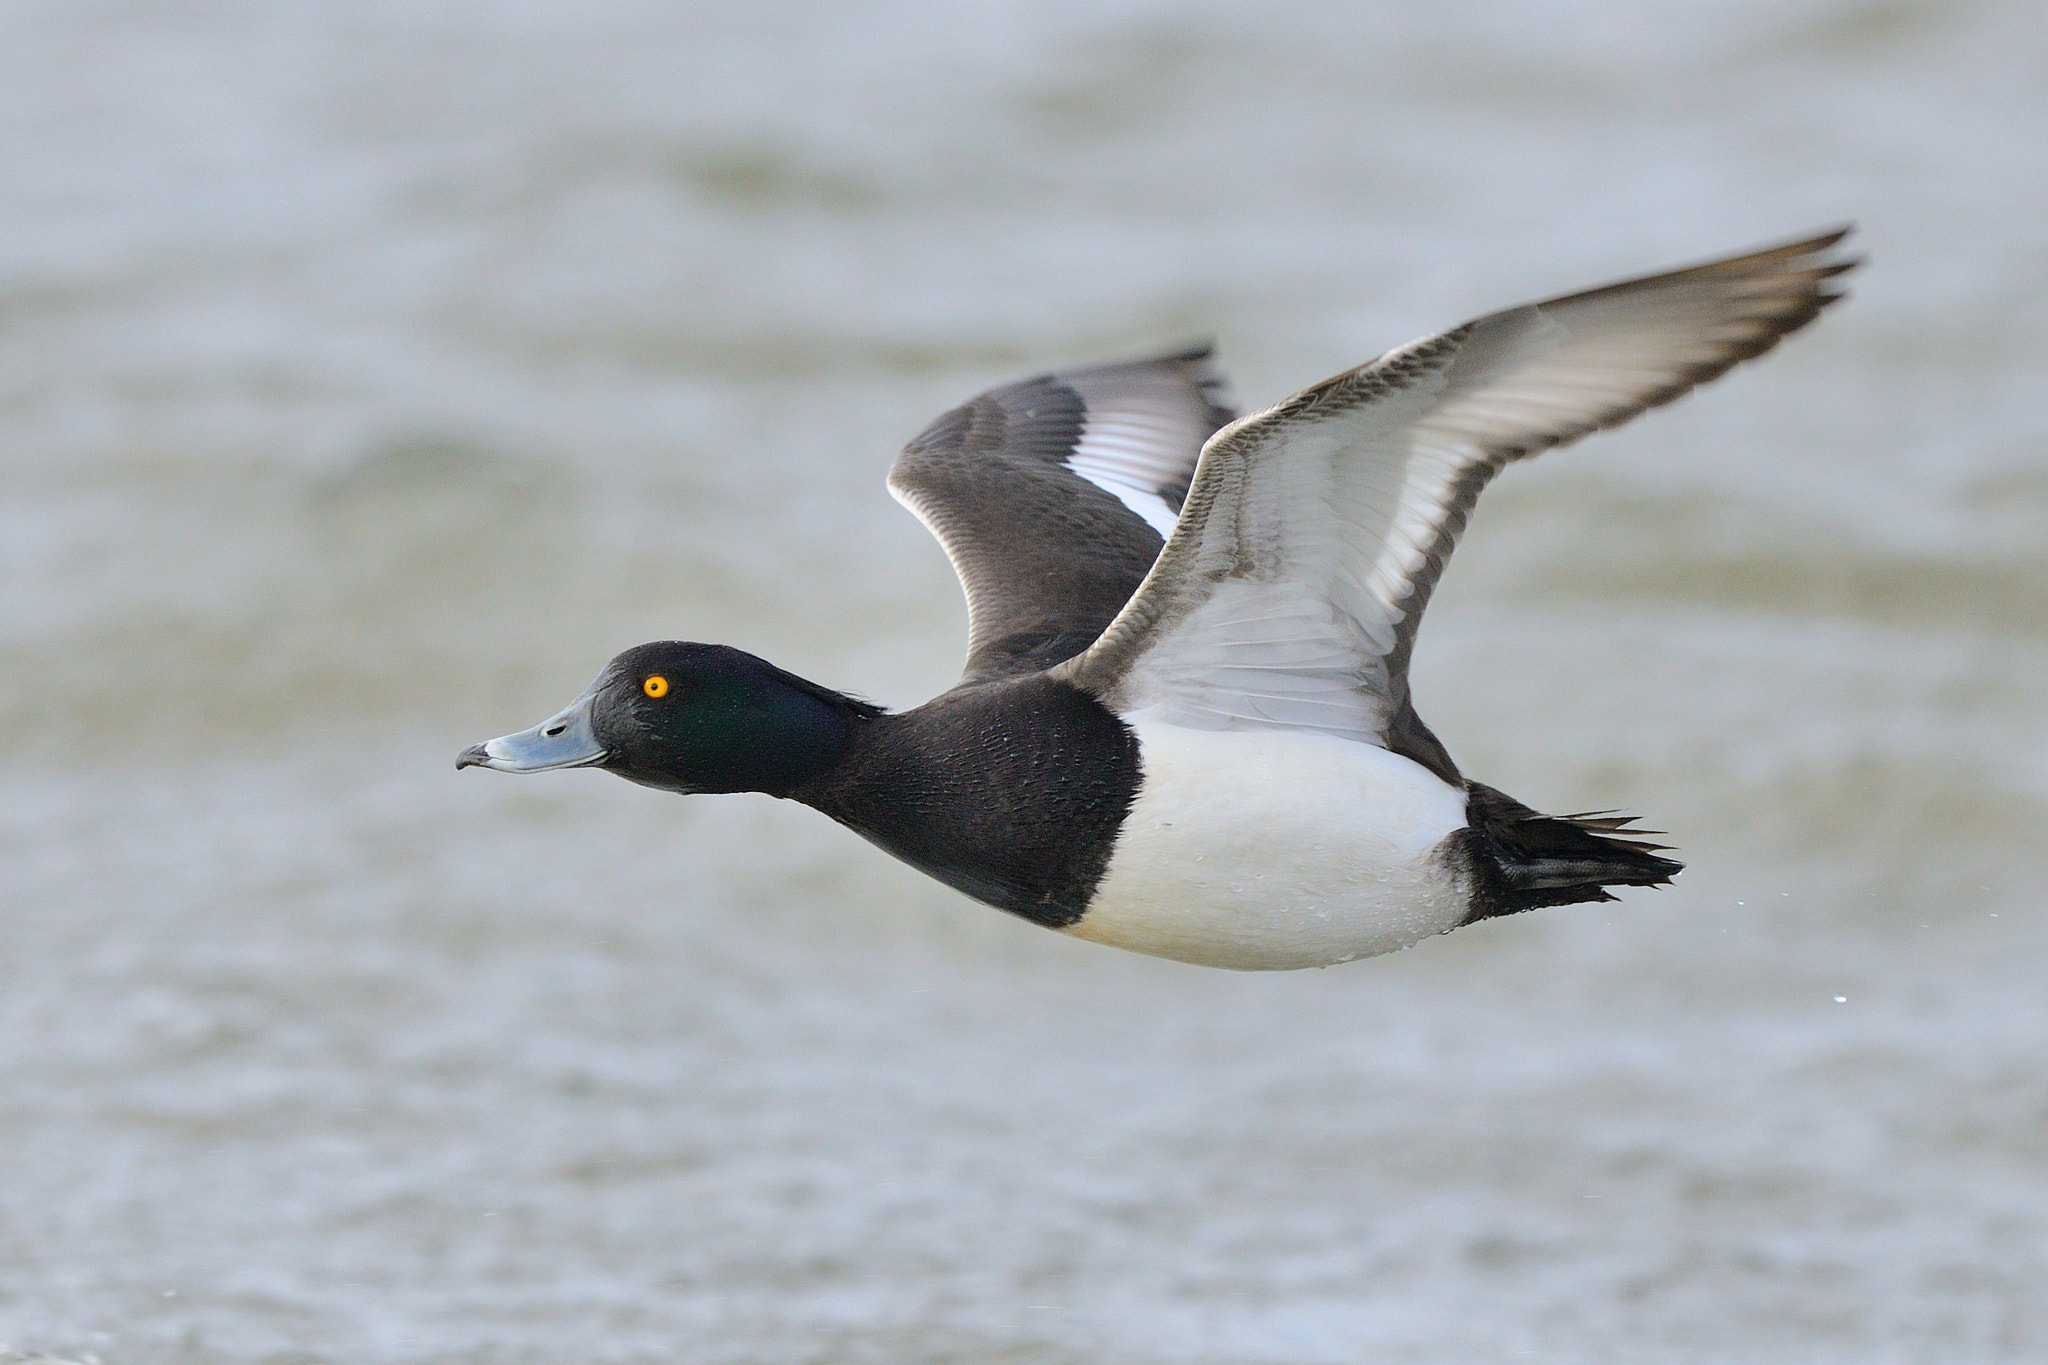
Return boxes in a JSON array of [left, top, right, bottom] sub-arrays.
[[1059, 230, 1857, 781], [889, 347, 1234, 682]]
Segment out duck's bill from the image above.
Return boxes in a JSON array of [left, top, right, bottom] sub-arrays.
[[457, 693, 607, 773]]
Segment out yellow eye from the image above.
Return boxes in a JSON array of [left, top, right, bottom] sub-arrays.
[[643, 675, 669, 698]]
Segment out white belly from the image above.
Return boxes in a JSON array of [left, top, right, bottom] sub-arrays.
[[1068, 715, 1473, 970]]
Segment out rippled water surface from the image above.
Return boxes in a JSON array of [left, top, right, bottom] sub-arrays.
[[4, 2, 2047, 1361]]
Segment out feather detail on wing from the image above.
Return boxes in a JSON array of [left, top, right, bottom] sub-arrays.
[[889, 347, 1233, 682], [1059, 229, 1859, 769]]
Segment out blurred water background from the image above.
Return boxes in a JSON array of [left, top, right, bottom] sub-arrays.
[[2, 1, 2046, 1362]]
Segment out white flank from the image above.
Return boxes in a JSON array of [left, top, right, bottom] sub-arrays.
[[1069, 714, 1471, 970]]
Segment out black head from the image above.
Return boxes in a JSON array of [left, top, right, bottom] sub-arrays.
[[458, 642, 878, 797]]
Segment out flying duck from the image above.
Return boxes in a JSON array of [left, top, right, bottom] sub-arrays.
[[459, 229, 1856, 970]]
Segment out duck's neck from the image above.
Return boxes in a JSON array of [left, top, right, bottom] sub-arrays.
[[732, 672, 885, 798]]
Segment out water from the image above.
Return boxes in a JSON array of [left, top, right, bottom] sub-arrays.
[[3, 1, 2046, 1361]]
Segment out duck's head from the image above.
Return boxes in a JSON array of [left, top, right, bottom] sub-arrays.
[[458, 642, 876, 796]]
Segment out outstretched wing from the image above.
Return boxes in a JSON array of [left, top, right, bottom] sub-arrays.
[[889, 347, 1234, 683], [1060, 229, 1858, 780]]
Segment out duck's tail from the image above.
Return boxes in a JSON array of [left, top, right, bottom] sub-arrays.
[[1453, 782, 1683, 925]]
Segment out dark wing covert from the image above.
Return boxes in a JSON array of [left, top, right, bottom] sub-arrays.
[[888, 347, 1233, 682]]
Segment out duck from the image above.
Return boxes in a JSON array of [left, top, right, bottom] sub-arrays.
[[459, 229, 1856, 970]]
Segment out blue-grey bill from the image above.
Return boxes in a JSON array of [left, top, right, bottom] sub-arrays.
[[456, 692, 606, 772]]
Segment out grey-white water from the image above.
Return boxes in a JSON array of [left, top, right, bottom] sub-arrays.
[[3, 2, 2046, 1361]]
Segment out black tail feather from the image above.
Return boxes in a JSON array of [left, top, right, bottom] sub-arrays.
[[1454, 782, 1683, 924]]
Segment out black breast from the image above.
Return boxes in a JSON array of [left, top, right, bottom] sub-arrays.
[[789, 675, 1142, 928]]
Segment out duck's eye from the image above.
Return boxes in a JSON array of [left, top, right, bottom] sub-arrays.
[[643, 675, 669, 698]]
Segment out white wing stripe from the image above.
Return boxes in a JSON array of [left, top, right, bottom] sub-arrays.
[[1065, 408, 1189, 538]]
